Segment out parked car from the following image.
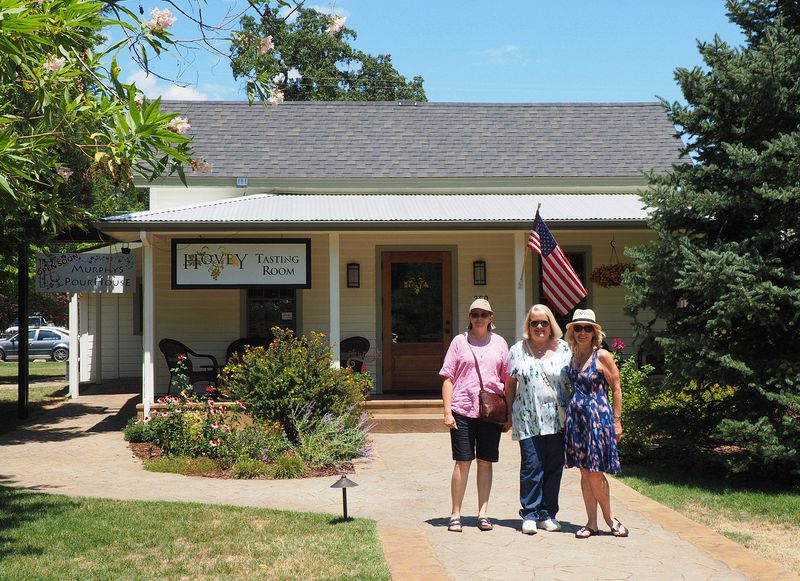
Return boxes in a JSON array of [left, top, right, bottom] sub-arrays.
[[4, 315, 53, 335], [0, 327, 70, 362]]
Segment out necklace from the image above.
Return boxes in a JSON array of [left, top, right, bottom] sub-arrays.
[[526, 339, 549, 358], [573, 347, 595, 369]]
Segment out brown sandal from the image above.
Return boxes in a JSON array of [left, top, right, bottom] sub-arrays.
[[447, 518, 462, 532], [575, 526, 598, 539], [611, 518, 629, 537], [477, 517, 494, 531]]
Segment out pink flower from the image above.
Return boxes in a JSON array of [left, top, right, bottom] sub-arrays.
[[177, 354, 187, 361], [258, 35, 274, 55], [611, 338, 625, 351], [205, 386, 214, 394], [167, 116, 190, 134], [209, 438, 221, 448], [326, 15, 346, 35], [134, 93, 145, 107], [44, 54, 65, 72], [147, 8, 176, 31]]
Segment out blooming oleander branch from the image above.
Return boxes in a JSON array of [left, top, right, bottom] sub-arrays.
[[258, 35, 274, 55], [326, 15, 346, 35], [146, 8, 176, 31]]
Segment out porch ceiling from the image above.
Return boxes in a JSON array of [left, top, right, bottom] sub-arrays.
[[98, 193, 649, 236]]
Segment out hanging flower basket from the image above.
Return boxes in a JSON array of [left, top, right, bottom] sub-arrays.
[[589, 263, 635, 287]]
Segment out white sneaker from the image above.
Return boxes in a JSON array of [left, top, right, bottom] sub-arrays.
[[521, 519, 538, 535], [536, 518, 562, 532]]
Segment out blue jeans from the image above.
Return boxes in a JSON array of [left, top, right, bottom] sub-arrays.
[[519, 433, 565, 521]]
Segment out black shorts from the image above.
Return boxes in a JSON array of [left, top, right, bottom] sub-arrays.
[[450, 412, 502, 462]]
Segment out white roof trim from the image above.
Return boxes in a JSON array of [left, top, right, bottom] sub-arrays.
[[102, 193, 648, 225]]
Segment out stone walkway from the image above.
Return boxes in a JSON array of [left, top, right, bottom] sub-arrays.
[[0, 388, 796, 580]]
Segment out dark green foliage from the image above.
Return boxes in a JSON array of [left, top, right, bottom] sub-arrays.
[[220, 327, 373, 441], [626, 0, 800, 479], [613, 356, 655, 461], [230, 6, 426, 102]]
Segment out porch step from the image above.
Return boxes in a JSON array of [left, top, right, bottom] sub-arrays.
[[364, 398, 442, 415], [363, 398, 447, 433], [368, 414, 448, 433]]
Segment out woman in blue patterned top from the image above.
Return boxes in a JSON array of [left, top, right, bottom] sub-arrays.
[[505, 304, 572, 535]]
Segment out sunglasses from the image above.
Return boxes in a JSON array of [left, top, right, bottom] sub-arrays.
[[529, 320, 550, 328], [572, 324, 595, 333], [470, 311, 491, 319]]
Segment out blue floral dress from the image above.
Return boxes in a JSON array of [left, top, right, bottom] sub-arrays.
[[564, 350, 621, 474]]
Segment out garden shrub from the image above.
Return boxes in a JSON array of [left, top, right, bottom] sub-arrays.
[[123, 393, 246, 461], [615, 356, 654, 461], [270, 452, 306, 479], [229, 423, 292, 463], [232, 458, 271, 479], [220, 327, 373, 441], [292, 404, 374, 468]]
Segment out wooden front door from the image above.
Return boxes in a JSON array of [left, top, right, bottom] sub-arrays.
[[381, 251, 452, 392]]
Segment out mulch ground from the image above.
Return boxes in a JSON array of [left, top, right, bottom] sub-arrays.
[[127, 442, 353, 479]]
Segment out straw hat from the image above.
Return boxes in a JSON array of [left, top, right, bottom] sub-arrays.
[[566, 308, 602, 331]]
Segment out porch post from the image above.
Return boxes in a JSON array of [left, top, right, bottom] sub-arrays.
[[329, 233, 341, 366], [514, 231, 527, 342], [95, 292, 102, 385], [140, 230, 155, 417], [68, 293, 79, 398]]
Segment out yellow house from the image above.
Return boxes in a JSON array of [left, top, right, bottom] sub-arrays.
[[89, 101, 680, 414]]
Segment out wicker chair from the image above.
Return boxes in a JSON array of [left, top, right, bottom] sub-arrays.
[[158, 338, 220, 394], [340, 336, 370, 372]]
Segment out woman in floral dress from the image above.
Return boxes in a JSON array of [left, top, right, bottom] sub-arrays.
[[564, 309, 629, 539]]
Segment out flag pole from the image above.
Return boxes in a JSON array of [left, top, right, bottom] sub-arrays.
[[518, 203, 542, 286]]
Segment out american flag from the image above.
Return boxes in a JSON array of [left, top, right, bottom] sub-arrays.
[[527, 211, 587, 315]]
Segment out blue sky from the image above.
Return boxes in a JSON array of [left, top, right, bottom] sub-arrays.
[[124, 0, 745, 104]]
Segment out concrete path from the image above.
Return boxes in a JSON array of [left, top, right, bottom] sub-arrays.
[[0, 389, 796, 581]]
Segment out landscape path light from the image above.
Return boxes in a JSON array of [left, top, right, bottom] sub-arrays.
[[330, 474, 358, 520]]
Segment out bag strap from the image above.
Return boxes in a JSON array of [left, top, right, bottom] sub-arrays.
[[465, 332, 486, 392]]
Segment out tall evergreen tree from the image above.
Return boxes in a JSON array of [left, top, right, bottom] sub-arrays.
[[626, 0, 800, 477]]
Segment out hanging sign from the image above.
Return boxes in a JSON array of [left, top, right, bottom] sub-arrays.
[[36, 253, 136, 293], [172, 238, 311, 289]]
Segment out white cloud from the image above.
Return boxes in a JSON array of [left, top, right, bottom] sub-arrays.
[[127, 70, 208, 101], [479, 44, 522, 64]]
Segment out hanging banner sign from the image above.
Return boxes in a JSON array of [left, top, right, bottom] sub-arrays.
[[36, 253, 136, 294], [172, 238, 311, 289]]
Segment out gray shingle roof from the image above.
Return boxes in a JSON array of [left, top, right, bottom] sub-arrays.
[[101, 193, 648, 229], [163, 101, 681, 179]]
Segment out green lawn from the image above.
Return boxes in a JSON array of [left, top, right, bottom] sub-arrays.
[[0, 486, 389, 581], [619, 463, 800, 573], [0, 360, 67, 383], [0, 383, 68, 435]]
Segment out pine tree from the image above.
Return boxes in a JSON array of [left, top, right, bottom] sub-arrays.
[[626, 0, 800, 478]]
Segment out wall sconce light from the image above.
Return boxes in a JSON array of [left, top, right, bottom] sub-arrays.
[[121, 244, 131, 255], [347, 263, 360, 288], [473, 260, 487, 286]]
